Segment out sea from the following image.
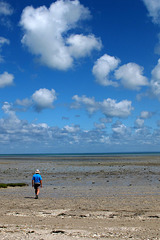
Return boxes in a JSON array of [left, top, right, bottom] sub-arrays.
[[1, 151, 160, 159]]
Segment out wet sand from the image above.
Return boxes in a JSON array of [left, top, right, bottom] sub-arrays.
[[0, 154, 160, 239]]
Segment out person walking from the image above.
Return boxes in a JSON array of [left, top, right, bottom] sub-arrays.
[[32, 169, 42, 199]]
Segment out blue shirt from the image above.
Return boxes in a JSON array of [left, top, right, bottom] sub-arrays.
[[32, 173, 42, 183]]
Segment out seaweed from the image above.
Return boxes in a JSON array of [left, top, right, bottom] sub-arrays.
[[0, 183, 8, 188], [0, 183, 28, 188]]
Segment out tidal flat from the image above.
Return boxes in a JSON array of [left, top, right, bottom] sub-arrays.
[[0, 154, 160, 239]]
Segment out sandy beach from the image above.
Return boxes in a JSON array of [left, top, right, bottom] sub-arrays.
[[0, 154, 160, 239]]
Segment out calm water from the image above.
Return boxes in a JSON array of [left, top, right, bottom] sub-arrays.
[[1, 151, 160, 157]]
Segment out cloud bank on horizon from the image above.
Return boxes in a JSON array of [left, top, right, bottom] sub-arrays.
[[0, 0, 160, 153]]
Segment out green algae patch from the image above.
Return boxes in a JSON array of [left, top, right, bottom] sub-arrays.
[[0, 183, 28, 188]]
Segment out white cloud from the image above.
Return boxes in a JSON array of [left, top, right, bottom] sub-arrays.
[[100, 98, 133, 118], [0, 102, 159, 152], [63, 124, 80, 133], [138, 59, 160, 100], [142, 0, 160, 24], [152, 59, 160, 79], [112, 121, 129, 136], [15, 98, 32, 107], [92, 54, 120, 87], [71, 95, 98, 114], [0, 36, 10, 45], [94, 122, 106, 130], [0, 102, 53, 147], [115, 63, 148, 90], [71, 95, 133, 118], [0, 1, 13, 16], [150, 59, 160, 99], [32, 88, 57, 112], [135, 118, 144, 128], [0, 1, 13, 28], [15, 88, 57, 112], [2, 102, 20, 124], [93, 55, 148, 90], [67, 34, 102, 58], [20, 0, 102, 70], [140, 111, 153, 119], [142, 0, 160, 54], [0, 72, 14, 88]]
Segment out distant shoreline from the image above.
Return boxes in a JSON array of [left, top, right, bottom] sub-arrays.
[[0, 151, 160, 158]]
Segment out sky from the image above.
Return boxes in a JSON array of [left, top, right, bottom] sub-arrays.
[[1, 0, 160, 154]]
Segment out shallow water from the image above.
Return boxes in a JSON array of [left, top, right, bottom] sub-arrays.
[[0, 154, 160, 198]]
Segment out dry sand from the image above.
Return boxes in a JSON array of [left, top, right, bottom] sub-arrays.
[[0, 155, 160, 239]]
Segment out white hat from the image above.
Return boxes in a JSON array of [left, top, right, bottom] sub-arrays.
[[35, 169, 40, 174]]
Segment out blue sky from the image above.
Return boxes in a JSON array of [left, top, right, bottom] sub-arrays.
[[1, 0, 160, 153]]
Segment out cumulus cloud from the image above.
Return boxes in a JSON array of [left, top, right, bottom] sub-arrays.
[[15, 98, 32, 108], [1, 102, 21, 128], [67, 34, 101, 58], [0, 1, 13, 16], [0, 1, 13, 27], [0, 102, 159, 152], [115, 63, 148, 90], [0, 102, 108, 150], [0, 72, 14, 88], [112, 121, 130, 137], [0, 103, 83, 150], [100, 98, 133, 118], [15, 88, 57, 112], [0, 36, 9, 45], [92, 54, 120, 87], [140, 111, 153, 119], [62, 124, 80, 133], [20, 0, 102, 70], [135, 111, 153, 129], [142, 0, 160, 24], [142, 1, 160, 54], [32, 88, 57, 112], [2, 102, 15, 116], [71, 95, 98, 114], [0, 102, 53, 147], [150, 59, 160, 99], [137, 59, 160, 100], [135, 118, 145, 128], [71, 95, 133, 118], [92, 55, 148, 90]]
